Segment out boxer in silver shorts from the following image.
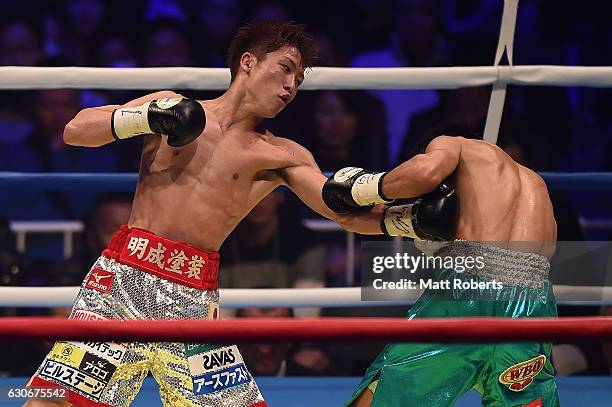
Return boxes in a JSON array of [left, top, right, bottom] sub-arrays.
[[26, 21, 458, 407], [29, 225, 266, 406]]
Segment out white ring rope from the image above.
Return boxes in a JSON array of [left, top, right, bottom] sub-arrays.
[[483, 0, 519, 144], [1, 286, 611, 308], [0, 66, 611, 90]]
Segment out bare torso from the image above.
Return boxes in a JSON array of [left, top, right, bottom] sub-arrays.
[[128, 101, 301, 251], [453, 138, 557, 257]]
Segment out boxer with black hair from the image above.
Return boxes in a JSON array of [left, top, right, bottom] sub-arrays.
[[25, 21, 456, 407], [347, 135, 559, 407]]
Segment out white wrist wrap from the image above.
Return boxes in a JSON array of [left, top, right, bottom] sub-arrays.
[[112, 102, 153, 139], [382, 204, 417, 237], [350, 172, 394, 206]]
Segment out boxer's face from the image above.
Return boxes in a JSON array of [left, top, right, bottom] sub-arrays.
[[245, 45, 304, 118]]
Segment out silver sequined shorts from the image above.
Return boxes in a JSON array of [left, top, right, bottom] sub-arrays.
[[29, 225, 266, 407]]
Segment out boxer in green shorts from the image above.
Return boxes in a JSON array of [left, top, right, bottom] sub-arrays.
[[325, 135, 559, 407]]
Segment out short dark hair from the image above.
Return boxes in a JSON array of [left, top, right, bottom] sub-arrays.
[[226, 21, 317, 82]]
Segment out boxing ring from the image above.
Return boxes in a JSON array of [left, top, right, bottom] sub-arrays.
[[2, 2, 612, 405]]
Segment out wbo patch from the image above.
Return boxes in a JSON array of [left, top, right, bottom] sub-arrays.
[[499, 355, 546, 392], [186, 345, 251, 394], [85, 268, 114, 293]]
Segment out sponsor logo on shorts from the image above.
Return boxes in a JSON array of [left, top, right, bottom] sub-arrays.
[[39, 359, 106, 400], [78, 351, 117, 382], [120, 232, 211, 288], [499, 355, 546, 392], [185, 343, 218, 357], [187, 345, 243, 377], [187, 345, 250, 395], [72, 310, 106, 321], [71, 341, 126, 364], [192, 362, 251, 395], [522, 397, 543, 407], [49, 342, 86, 368], [85, 269, 114, 293]]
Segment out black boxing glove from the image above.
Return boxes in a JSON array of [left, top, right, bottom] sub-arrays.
[[322, 167, 395, 214], [381, 180, 458, 240], [111, 97, 206, 147]]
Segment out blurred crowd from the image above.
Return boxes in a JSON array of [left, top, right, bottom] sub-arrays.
[[1, 0, 611, 377]]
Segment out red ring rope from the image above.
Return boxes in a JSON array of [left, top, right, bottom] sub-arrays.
[[0, 317, 611, 342]]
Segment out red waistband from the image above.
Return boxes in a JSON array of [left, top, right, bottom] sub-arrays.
[[103, 225, 219, 290]]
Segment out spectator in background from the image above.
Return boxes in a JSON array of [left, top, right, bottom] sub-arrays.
[[310, 29, 347, 67], [92, 34, 143, 172], [50, 192, 133, 279], [141, 18, 194, 67], [290, 89, 389, 294], [236, 306, 342, 376], [0, 87, 118, 219], [249, 1, 291, 23], [61, 0, 108, 66], [219, 190, 324, 306], [82, 193, 133, 263], [41, 192, 133, 319], [0, 215, 38, 377], [497, 132, 584, 242], [343, 0, 392, 53], [93, 33, 139, 70], [143, 0, 188, 23], [0, 18, 44, 66], [396, 32, 498, 161], [350, 0, 448, 165], [0, 18, 43, 145], [398, 85, 492, 161], [306, 90, 388, 172], [0, 215, 28, 288], [220, 190, 295, 290], [443, 0, 501, 39], [561, 90, 612, 235], [196, 0, 241, 67], [236, 306, 294, 376], [0, 193, 131, 377], [84, 33, 139, 99]]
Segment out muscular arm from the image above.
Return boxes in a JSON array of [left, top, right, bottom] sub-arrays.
[[381, 135, 462, 198], [63, 90, 183, 147], [280, 140, 385, 235]]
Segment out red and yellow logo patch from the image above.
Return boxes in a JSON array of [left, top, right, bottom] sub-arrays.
[[499, 355, 546, 392]]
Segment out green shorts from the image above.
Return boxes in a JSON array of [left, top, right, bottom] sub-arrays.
[[348, 242, 559, 407]]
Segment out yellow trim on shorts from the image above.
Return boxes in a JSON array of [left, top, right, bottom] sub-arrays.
[[368, 379, 378, 394]]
